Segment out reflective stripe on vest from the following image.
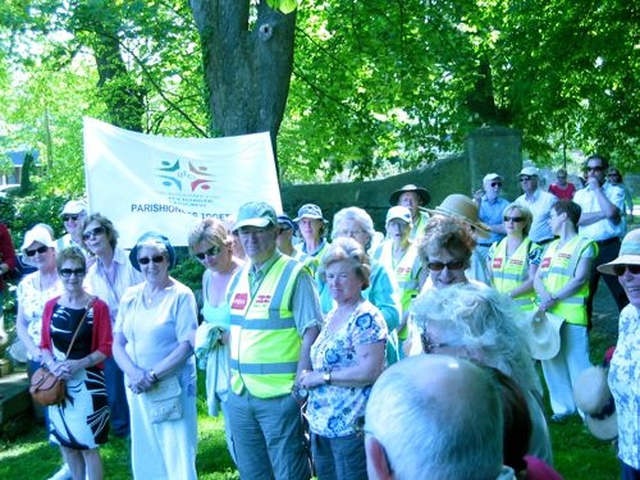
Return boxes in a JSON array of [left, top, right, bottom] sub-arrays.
[[229, 256, 303, 398], [539, 236, 597, 326], [491, 238, 540, 312]]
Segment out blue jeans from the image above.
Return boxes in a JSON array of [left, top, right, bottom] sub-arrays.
[[104, 357, 130, 436], [226, 390, 310, 480]]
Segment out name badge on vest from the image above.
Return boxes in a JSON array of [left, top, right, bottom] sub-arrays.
[[541, 257, 551, 268], [493, 258, 503, 269], [232, 293, 248, 310]]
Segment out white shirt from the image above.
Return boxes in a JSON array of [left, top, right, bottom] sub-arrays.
[[515, 189, 557, 243], [573, 183, 625, 241]]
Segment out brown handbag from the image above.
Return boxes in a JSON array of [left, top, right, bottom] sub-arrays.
[[29, 301, 92, 406]]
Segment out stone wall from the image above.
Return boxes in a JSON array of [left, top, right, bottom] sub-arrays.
[[281, 127, 523, 232]]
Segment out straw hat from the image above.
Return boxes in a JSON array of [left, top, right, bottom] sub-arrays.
[[597, 228, 640, 275], [573, 366, 618, 441], [523, 311, 564, 360], [427, 194, 491, 237]]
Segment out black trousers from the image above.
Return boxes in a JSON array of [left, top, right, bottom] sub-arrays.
[[587, 237, 629, 327]]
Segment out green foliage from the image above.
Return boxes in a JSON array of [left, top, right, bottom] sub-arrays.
[[9, 194, 69, 244], [171, 253, 205, 293], [267, 0, 299, 15]]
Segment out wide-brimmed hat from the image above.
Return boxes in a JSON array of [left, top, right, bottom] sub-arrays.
[[294, 203, 327, 224], [523, 311, 564, 360], [573, 366, 618, 441], [233, 202, 277, 231], [427, 194, 491, 237], [389, 184, 430, 206], [60, 200, 87, 216], [20, 225, 55, 252], [597, 229, 640, 275], [385, 206, 412, 225], [129, 231, 176, 271]]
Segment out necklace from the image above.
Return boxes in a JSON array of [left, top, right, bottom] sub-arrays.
[[143, 279, 171, 307]]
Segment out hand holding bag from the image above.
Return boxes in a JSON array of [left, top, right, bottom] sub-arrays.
[[30, 302, 92, 406], [146, 375, 183, 423]]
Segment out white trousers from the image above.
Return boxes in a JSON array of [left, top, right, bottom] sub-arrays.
[[541, 323, 592, 416]]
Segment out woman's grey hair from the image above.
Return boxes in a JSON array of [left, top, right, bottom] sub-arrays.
[[503, 203, 533, 237], [318, 236, 371, 290], [331, 207, 375, 247], [410, 283, 541, 396]]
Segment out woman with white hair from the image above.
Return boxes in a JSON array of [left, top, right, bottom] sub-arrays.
[[320, 206, 401, 363], [410, 283, 553, 465]]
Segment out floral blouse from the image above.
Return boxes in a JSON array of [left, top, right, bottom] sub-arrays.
[[608, 304, 640, 470], [307, 300, 387, 438]]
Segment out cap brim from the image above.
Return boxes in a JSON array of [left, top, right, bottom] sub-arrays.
[[233, 218, 273, 231], [525, 312, 564, 360], [389, 189, 430, 206], [427, 207, 491, 238], [585, 414, 618, 441]]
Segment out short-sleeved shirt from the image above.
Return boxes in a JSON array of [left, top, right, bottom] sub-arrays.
[[573, 183, 626, 241], [307, 300, 387, 438], [515, 189, 557, 243], [478, 195, 510, 246]]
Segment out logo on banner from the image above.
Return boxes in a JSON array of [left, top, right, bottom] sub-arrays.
[[154, 159, 218, 209]]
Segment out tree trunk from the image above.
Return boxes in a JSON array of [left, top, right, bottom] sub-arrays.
[[189, 0, 296, 174]]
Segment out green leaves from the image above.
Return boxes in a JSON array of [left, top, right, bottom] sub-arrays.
[[266, 0, 298, 15]]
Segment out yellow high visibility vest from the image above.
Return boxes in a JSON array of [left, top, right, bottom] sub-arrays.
[[538, 236, 597, 326], [491, 237, 541, 312], [229, 255, 303, 398]]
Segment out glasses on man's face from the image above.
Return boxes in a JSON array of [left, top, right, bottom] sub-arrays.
[[82, 226, 106, 241], [612, 264, 640, 276], [420, 332, 450, 354], [503, 216, 525, 223], [586, 165, 603, 172], [427, 260, 465, 271], [490, 181, 502, 188], [138, 255, 166, 265], [62, 214, 80, 222], [25, 245, 49, 257], [59, 268, 86, 278], [194, 245, 221, 260], [519, 176, 532, 183]]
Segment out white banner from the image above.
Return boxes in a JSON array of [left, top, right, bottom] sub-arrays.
[[84, 117, 282, 248]]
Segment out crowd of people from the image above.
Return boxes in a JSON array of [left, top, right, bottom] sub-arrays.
[[1, 155, 637, 480]]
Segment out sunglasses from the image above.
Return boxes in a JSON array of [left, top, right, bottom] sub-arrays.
[[586, 166, 603, 172], [62, 214, 80, 222], [25, 245, 50, 257], [519, 176, 532, 182], [194, 245, 221, 260], [503, 216, 525, 223], [490, 182, 502, 188], [612, 264, 640, 276], [138, 255, 165, 265], [59, 268, 86, 278], [427, 260, 465, 271], [82, 226, 106, 241]]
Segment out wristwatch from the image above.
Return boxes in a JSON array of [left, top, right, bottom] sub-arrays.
[[323, 371, 332, 385]]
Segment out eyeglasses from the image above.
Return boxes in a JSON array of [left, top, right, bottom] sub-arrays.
[[25, 245, 50, 257], [59, 268, 86, 278], [490, 182, 502, 188], [519, 176, 532, 182], [612, 264, 640, 276], [194, 245, 221, 260], [138, 255, 166, 265], [586, 166, 603, 172], [82, 226, 106, 241], [503, 216, 525, 223], [62, 214, 80, 222], [427, 260, 465, 271], [420, 332, 451, 354], [607, 173, 620, 178]]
